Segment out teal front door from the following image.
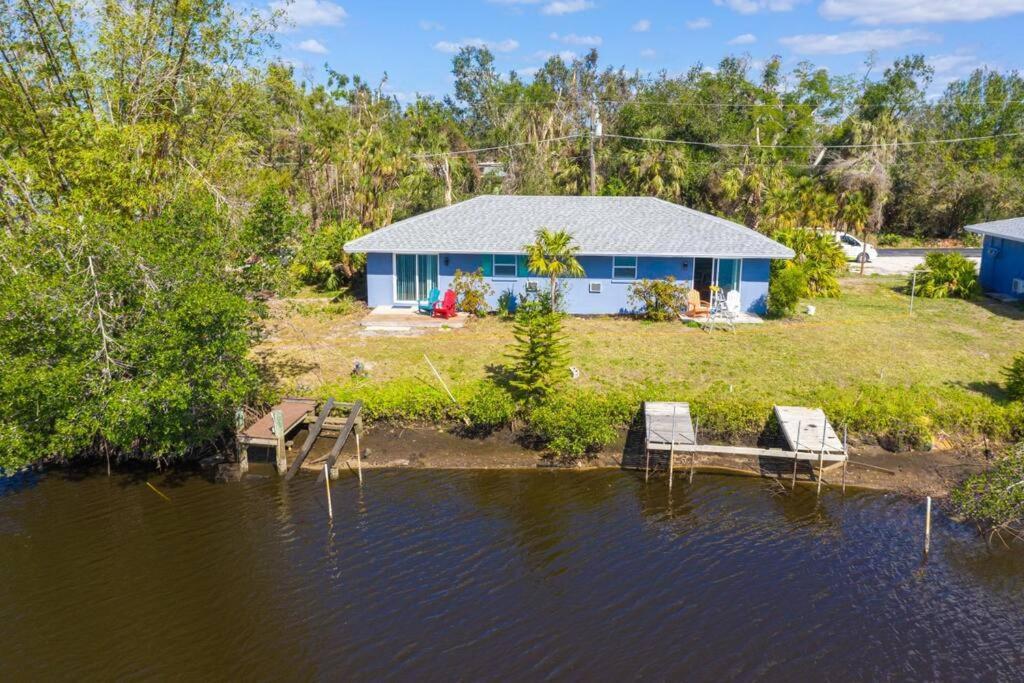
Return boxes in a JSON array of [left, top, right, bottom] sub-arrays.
[[395, 254, 438, 304]]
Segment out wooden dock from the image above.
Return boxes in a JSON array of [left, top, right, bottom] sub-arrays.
[[238, 398, 317, 447], [774, 405, 845, 460], [644, 402, 695, 451]]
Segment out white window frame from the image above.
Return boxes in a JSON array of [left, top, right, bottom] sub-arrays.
[[712, 258, 743, 292], [493, 254, 517, 279], [612, 256, 638, 281]]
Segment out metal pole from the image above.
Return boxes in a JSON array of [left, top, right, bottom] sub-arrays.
[[910, 270, 917, 314], [791, 420, 801, 489], [669, 405, 677, 490], [323, 463, 333, 520], [924, 496, 932, 555]]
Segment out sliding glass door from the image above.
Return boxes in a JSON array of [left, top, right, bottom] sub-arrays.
[[692, 258, 741, 299], [395, 254, 438, 303]]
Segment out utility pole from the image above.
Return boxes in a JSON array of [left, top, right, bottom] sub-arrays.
[[588, 98, 600, 195]]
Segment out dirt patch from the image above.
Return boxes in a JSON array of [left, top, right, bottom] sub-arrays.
[[291, 423, 990, 497]]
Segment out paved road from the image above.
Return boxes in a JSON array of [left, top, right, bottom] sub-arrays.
[[858, 253, 981, 276], [878, 247, 981, 257]]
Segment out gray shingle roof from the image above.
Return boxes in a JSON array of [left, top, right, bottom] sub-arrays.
[[344, 195, 794, 259], [966, 216, 1024, 242]]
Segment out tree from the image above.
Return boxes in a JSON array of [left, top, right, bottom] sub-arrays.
[[505, 301, 569, 405], [523, 228, 585, 309]]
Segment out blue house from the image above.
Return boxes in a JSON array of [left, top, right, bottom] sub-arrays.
[[343, 195, 794, 316], [967, 217, 1024, 299]]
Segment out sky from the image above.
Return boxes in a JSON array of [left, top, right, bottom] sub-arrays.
[[262, 0, 1024, 101]]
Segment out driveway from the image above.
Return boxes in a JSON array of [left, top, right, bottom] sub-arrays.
[[877, 247, 981, 258], [857, 253, 981, 276]]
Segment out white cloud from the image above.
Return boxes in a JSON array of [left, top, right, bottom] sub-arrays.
[[549, 32, 602, 46], [271, 0, 347, 28], [434, 38, 520, 54], [728, 33, 757, 45], [927, 50, 988, 90], [296, 38, 328, 54], [541, 0, 594, 15], [532, 49, 578, 61], [640, 48, 656, 58], [820, 0, 1024, 25], [779, 28, 940, 55], [418, 19, 444, 31], [714, 0, 798, 14], [632, 19, 651, 32], [686, 18, 712, 30]]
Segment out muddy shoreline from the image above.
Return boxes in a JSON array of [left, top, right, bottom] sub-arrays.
[[286, 423, 991, 497]]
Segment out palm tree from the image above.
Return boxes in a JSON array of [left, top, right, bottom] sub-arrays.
[[523, 228, 585, 309], [841, 191, 871, 274]]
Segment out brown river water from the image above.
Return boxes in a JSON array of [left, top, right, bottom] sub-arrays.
[[1, 466, 1023, 681]]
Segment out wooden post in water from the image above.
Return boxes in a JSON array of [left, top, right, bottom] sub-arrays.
[[816, 419, 827, 496], [924, 496, 932, 555], [355, 422, 363, 486], [323, 463, 333, 520], [668, 405, 677, 491], [791, 420, 801, 489], [689, 417, 698, 484], [841, 425, 848, 494], [235, 408, 248, 474], [272, 409, 286, 475]]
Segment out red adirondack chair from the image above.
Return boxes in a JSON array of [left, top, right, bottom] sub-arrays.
[[432, 289, 458, 319]]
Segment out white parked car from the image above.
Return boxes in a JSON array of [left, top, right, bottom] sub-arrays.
[[834, 232, 878, 263]]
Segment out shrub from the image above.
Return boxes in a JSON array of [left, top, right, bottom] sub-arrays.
[[951, 443, 1024, 542], [877, 233, 902, 247], [767, 266, 806, 318], [1004, 352, 1024, 401], [505, 301, 568, 404], [772, 228, 846, 297], [290, 219, 367, 290], [910, 252, 980, 299], [628, 277, 690, 321], [462, 381, 517, 433], [497, 289, 517, 318], [527, 391, 619, 459], [452, 268, 494, 317]]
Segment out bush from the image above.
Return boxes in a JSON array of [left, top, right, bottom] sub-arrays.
[[767, 266, 806, 318], [628, 277, 690, 321], [290, 220, 367, 290], [527, 391, 619, 459], [951, 443, 1024, 541], [452, 268, 494, 317], [877, 233, 903, 247], [910, 252, 980, 299], [1004, 352, 1024, 401], [462, 381, 517, 433], [772, 228, 846, 297]]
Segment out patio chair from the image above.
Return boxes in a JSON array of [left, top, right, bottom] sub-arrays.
[[417, 287, 441, 314], [685, 288, 711, 319], [725, 289, 741, 314], [432, 289, 458, 319]]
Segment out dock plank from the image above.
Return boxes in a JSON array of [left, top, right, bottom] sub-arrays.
[[774, 406, 844, 454], [239, 398, 317, 447], [644, 402, 695, 450]]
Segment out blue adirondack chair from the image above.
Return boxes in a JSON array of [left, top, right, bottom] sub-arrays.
[[417, 288, 441, 314]]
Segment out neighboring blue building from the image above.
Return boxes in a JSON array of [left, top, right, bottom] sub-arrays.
[[967, 217, 1024, 299], [343, 196, 794, 316]]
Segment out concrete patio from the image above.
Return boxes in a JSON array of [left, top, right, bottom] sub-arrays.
[[359, 306, 468, 335]]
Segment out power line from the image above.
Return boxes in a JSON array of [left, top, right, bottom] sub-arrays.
[[602, 131, 1024, 150], [411, 134, 581, 159]]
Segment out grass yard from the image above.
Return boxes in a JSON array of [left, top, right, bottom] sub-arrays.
[[255, 276, 1024, 445]]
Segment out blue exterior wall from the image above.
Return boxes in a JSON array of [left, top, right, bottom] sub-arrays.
[[979, 235, 1024, 296], [366, 252, 772, 315]]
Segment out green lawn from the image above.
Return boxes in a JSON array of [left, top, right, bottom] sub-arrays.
[[257, 276, 1024, 445]]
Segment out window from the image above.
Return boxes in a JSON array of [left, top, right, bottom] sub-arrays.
[[613, 256, 637, 280], [525, 281, 539, 293], [841, 235, 859, 246], [589, 282, 602, 294], [493, 254, 517, 278]]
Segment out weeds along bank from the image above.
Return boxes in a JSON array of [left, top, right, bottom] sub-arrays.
[[311, 378, 1024, 458]]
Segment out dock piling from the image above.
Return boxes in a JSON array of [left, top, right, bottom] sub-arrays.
[[272, 410, 286, 474], [924, 496, 932, 555], [668, 405, 677, 490], [323, 463, 333, 520], [355, 427, 363, 486], [791, 420, 801, 489]]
